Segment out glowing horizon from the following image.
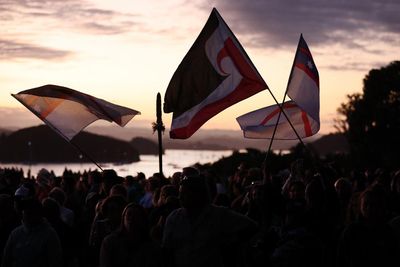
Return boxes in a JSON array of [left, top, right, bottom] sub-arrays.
[[0, 0, 398, 136]]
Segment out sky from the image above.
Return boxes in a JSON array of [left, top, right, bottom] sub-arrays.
[[0, 0, 399, 135]]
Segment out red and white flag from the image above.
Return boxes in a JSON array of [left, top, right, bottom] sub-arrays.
[[237, 35, 319, 139], [163, 8, 267, 139], [12, 84, 140, 141], [236, 101, 319, 139]]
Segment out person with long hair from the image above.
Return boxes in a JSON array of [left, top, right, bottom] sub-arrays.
[[99, 203, 162, 267]]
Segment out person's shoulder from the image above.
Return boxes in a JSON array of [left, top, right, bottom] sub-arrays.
[[211, 204, 243, 216], [167, 207, 185, 218], [102, 231, 122, 246], [10, 224, 24, 236], [164, 208, 186, 227]]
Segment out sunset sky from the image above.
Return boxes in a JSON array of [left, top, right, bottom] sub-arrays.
[[0, 0, 399, 136]]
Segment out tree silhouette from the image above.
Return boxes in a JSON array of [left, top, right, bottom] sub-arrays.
[[337, 61, 400, 168]]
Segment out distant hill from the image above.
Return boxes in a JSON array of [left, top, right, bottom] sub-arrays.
[[309, 133, 349, 156], [0, 125, 140, 163], [3, 125, 344, 155], [86, 125, 312, 151], [0, 128, 12, 136], [130, 137, 161, 155]]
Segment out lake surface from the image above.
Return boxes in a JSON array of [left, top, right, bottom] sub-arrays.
[[0, 149, 234, 178]]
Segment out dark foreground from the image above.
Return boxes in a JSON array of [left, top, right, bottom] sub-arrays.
[[0, 158, 399, 267]]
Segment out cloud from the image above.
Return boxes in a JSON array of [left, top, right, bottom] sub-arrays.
[[0, 0, 141, 60], [0, 106, 41, 129], [0, 39, 71, 60], [323, 61, 387, 72], [0, 0, 139, 35], [206, 0, 400, 49]]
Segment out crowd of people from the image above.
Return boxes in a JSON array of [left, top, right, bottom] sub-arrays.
[[0, 158, 400, 267]]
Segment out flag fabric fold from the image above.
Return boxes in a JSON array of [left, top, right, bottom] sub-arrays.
[[236, 101, 319, 139], [163, 8, 267, 139], [237, 35, 320, 140], [287, 34, 319, 123], [12, 84, 140, 141]]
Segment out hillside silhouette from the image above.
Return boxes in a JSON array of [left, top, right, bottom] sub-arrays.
[[0, 125, 140, 163], [308, 133, 349, 157], [130, 137, 163, 155]]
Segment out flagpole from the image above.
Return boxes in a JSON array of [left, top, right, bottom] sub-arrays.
[[155, 92, 165, 175], [211, 18, 306, 148], [214, 9, 305, 149], [70, 140, 104, 171], [264, 35, 306, 164]]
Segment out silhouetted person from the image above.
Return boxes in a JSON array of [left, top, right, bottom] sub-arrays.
[[163, 173, 257, 267], [2, 198, 62, 267], [49, 187, 75, 228], [42, 197, 76, 267], [100, 203, 162, 267], [337, 184, 397, 267], [0, 195, 19, 264], [89, 195, 127, 267]]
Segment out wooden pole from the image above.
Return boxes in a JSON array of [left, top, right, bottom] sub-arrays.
[[156, 93, 164, 175]]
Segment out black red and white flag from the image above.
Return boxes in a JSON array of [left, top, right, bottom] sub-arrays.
[[164, 8, 267, 139]]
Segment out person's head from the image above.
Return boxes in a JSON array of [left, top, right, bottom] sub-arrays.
[[14, 183, 35, 213], [88, 170, 102, 185], [36, 168, 52, 188], [245, 167, 263, 185], [21, 198, 43, 226], [179, 174, 210, 212], [390, 170, 400, 194], [124, 175, 134, 187], [101, 169, 119, 195], [136, 172, 146, 184], [42, 197, 60, 223], [182, 167, 200, 177], [110, 184, 127, 199], [360, 184, 387, 224], [288, 181, 305, 201], [305, 178, 324, 209], [101, 195, 127, 226], [290, 159, 305, 181], [121, 203, 149, 242], [171, 172, 182, 187], [144, 177, 159, 193], [334, 178, 352, 203], [158, 185, 178, 206], [48, 187, 66, 206]]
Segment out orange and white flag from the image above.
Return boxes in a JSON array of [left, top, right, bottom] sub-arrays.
[[12, 84, 140, 141]]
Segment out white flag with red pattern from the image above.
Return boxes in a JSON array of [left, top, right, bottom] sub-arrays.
[[12, 84, 140, 141]]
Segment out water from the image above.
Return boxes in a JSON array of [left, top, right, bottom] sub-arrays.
[[0, 149, 233, 178]]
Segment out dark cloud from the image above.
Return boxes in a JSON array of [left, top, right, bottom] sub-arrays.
[[206, 0, 400, 49], [0, 39, 71, 60], [0, 0, 140, 60], [0, 0, 139, 35], [323, 61, 391, 72]]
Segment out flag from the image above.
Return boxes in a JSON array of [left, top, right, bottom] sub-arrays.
[[237, 34, 320, 139], [236, 101, 319, 139], [12, 84, 140, 141], [287, 34, 319, 123], [163, 8, 267, 139]]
